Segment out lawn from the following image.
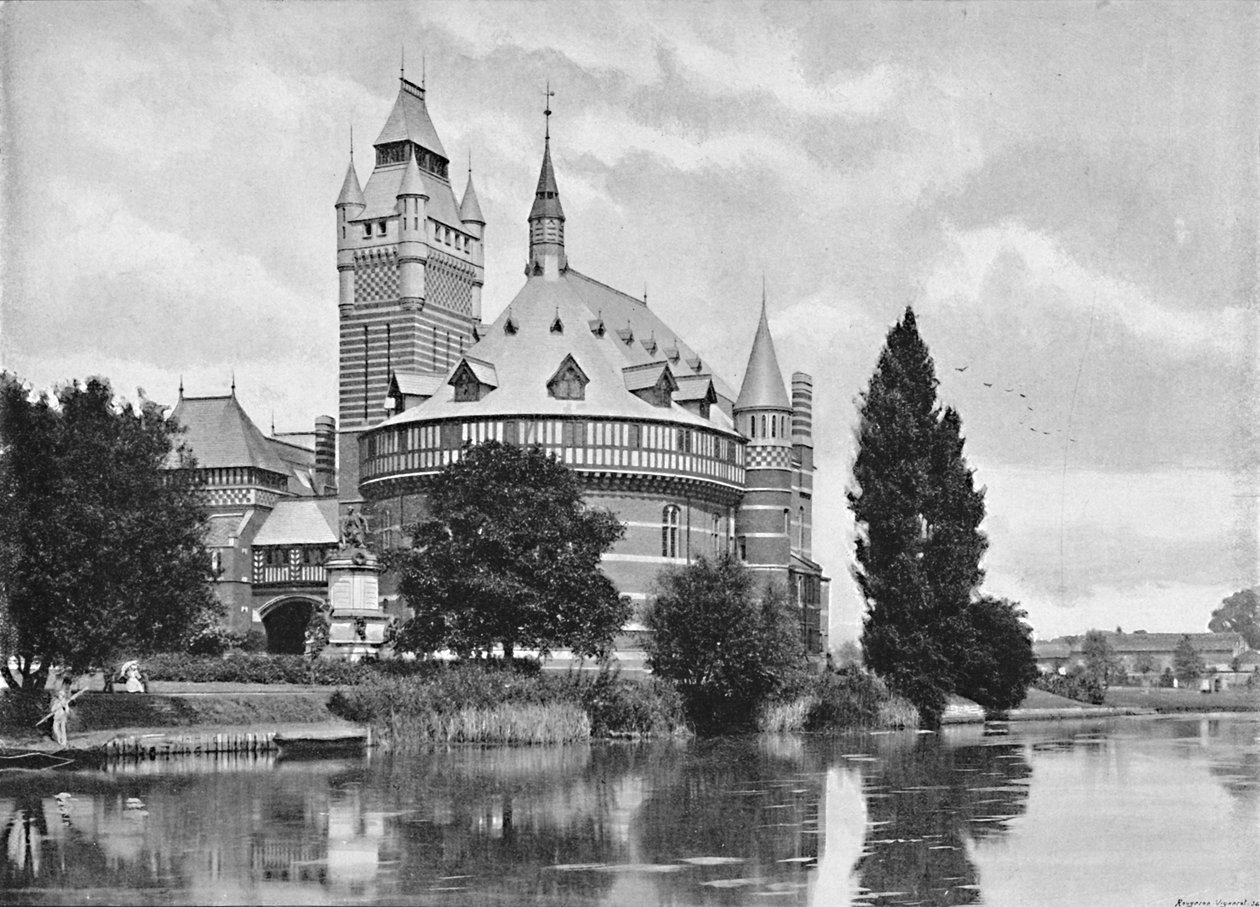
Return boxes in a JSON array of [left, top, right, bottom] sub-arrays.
[[1104, 685, 1259, 712]]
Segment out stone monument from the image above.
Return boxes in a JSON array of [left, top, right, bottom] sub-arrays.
[[323, 507, 389, 661]]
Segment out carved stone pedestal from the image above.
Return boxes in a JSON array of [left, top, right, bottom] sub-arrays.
[[323, 549, 389, 662]]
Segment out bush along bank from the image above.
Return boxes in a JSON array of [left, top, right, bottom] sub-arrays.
[[757, 667, 921, 733], [327, 662, 688, 747]]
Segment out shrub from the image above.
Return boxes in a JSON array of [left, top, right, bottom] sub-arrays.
[[1033, 671, 1105, 705], [758, 666, 919, 733], [546, 667, 686, 737], [141, 652, 369, 685]]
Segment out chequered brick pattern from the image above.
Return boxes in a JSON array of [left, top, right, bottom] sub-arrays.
[[426, 251, 474, 315], [745, 445, 792, 470], [354, 251, 399, 303], [206, 487, 252, 506]]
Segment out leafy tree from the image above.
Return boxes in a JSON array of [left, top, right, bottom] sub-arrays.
[[1173, 634, 1205, 684], [646, 552, 804, 734], [849, 307, 1032, 726], [1208, 587, 1260, 649], [0, 374, 217, 692], [391, 441, 627, 659], [952, 596, 1039, 713], [1078, 629, 1121, 689], [1132, 652, 1156, 675]]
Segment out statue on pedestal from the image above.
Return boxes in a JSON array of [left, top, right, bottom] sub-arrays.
[[339, 507, 371, 554]]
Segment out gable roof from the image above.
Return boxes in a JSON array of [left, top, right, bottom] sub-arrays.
[[168, 395, 288, 475], [252, 498, 340, 546]]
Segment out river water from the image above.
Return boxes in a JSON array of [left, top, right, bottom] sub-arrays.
[[1, 714, 1257, 906]]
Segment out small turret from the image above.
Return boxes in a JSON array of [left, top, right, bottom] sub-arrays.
[[395, 152, 429, 309], [733, 293, 793, 579], [461, 165, 486, 322], [335, 157, 365, 311], [527, 89, 566, 279]]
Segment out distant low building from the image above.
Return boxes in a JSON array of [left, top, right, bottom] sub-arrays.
[[1035, 631, 1247, 675]]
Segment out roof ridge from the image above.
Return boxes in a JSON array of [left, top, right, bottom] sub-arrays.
[[567, 269, 647, 306]]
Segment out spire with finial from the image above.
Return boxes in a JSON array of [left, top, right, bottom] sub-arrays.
[[527, 81, 566, 276], [460, 149, 485, 224], [230, 371, 236, 397], [400, 45, 405, 80], [735, 287, 790, 412], [178, 375, 184, 399]]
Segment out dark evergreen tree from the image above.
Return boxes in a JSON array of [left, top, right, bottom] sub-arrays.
[[1172, 634, 1205, 683], [953, 596, 1039, 712], [0, 374, 217, 691], [646, 552, 804, 734], [390, 441, 627, 659], [849, 307, 1032, 725]]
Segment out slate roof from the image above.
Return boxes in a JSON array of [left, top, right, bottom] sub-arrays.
[[459, 172, 485, 224], [374, 78, 448, 158], [392, 371, 445, 397], [396, 153, 427, 199], [336, 160, 365, 208], [735, 302, 791, 411], [1046, 632, 1245, 655], [359, 163, 463, 228], [529, 138, 564, 221], [252, 498, 340, 546], [381, 269, 739, 435], [168, 395, 288, 474]]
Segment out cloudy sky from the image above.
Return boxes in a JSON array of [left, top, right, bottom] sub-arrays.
[[3, 1, 1256, 642]]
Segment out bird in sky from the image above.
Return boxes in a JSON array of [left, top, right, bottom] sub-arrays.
[[1019, 393, 1027, 398], [983, 382, 993, 388], [955, 366, 968, 372]]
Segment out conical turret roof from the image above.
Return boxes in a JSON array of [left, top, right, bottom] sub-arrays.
[[529, 139, 565, 221], [396, 152, 428, 198], [735, 302, 791, 411], [460, 171, 485, 223], [336, 159, 365, 208], [375, 78, 448, 159]]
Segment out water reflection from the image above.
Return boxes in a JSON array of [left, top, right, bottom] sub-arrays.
[[0, 715, 1256, 905]]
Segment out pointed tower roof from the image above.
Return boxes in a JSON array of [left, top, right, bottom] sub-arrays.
[[529, 138, 565, 221], [375, 77, 448, 159], [735, 302, 791, 411], [460, 171, 485, 224], [167, 394, 289, 474], [396, 151, 428, 198], [336, 158, 365, 208]]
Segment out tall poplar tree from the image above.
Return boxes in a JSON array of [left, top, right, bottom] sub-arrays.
[[849, 308, 1030, 725]]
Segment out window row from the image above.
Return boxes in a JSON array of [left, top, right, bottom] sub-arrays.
[[745, 412, 790, 440], [366, 420, 744, 463], [660, 507, 731, 559]]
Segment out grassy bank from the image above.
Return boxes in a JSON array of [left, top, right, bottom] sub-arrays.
[[1104, 686, 1260, 712], [328, 663, 687, 747], [757, 667, 920, 733]]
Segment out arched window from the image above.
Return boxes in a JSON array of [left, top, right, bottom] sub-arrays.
[[783, 509, 790, 538], [662, 505, 681, 559]]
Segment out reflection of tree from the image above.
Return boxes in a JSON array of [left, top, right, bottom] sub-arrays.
[[855, 736, 1032, 906], [632, 737, 825, 902], [1203, 719, 1260, 804]]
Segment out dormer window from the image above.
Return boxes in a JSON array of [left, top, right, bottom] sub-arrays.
[[548, 355, 589, 401], [448, 357, 498, 403], [623, 363, 678, 408], [504, 311, 518, 335], [550, 312, 564, 334]]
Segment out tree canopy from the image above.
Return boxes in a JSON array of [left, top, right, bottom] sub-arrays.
[[1078, 629, 1122, 689], [646, 552, 804, 734], [0, 374, 217, 689], [390, 441, 627, 659], [1208, 587, 1260, 650], [1172, 634, 1205, 684], [848, 307, 1036, 725]]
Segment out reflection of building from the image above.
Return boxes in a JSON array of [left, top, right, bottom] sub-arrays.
[[351, 75, 828, 653]]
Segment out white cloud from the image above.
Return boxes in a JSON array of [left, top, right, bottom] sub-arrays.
[[925, 221, 1248, 359]]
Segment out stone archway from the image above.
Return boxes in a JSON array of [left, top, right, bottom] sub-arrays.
[[259, 596, 322, 655]]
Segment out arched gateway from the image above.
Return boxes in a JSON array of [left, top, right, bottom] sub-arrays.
[[259, 595, 324, 654]]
